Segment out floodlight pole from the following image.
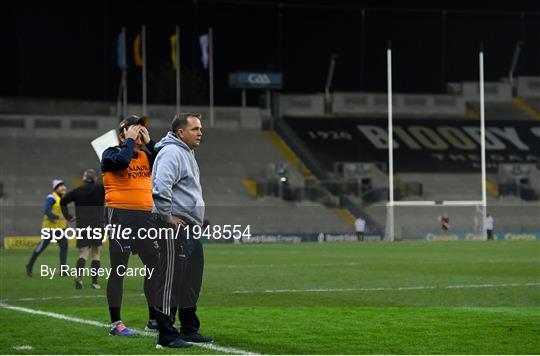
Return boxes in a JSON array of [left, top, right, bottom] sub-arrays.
[[142, 25, 147, 116], [324, 53, 337, 114], [508, 41, 522, 92], [121, 27, 127, 118], [479, 46, 487, 240], [387, 44, 395, 241], [176, 26, 181, 115], [209, 27, 215, 128]]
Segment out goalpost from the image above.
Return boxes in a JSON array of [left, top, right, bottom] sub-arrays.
[[384, 45, 488, 241]]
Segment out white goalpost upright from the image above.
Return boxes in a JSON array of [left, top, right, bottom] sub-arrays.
[[479, 47, 488, 239], [386, 45, 395, 242], [384, 46, 488, 241]]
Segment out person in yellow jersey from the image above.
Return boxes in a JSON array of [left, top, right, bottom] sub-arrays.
[[101, 115, 160, 336], [26, 180, 69, 277]]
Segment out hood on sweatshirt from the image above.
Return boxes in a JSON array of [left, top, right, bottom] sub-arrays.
[[152, 130, 205, 225], [154, 131, 191, 152]]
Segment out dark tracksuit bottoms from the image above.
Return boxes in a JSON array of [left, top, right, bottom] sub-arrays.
[[105, 207, 160, 323], [155, 219, 204, 345], [27, 237, 68, 269]]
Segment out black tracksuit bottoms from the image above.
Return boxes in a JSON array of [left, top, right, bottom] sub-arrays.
[[105, 207, 160, 320], [155, 220, 204, 345]]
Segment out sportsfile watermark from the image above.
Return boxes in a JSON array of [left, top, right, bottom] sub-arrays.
[[40, 224, 251, 243], [40, 264, 154, 280]]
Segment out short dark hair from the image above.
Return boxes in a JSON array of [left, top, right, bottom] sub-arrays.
[[171, 113, 202, 132]]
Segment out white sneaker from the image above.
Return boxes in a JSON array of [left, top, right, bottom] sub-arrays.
[[91, 283, 101, 289]]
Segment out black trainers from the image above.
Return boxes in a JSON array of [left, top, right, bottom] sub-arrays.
[[180, 333, 213, 343], [157, 336, 192, 349], [75, 278, 83, 289], [25, 264, 32, 277], [145, 319, 158, 332]]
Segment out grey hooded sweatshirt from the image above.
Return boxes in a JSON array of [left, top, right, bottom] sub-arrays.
[[152, 131, 205, 225]]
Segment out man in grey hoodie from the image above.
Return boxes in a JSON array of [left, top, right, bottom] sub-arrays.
[[152, 113, 213, 348]]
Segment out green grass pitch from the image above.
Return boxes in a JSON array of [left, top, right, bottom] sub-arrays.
[[1, 241, 539, 354]]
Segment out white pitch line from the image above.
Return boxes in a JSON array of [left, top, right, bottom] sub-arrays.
[[2, 294, 107, 302], [206, 262, 362, 269], [207, 260, 538, 270], [0, 302, 258, 355], [1, 293, 150, 303], [12, 345, 33, 350], [232, 282, 540, 294]]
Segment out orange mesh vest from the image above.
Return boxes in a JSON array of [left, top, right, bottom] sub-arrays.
[[103, 150, 153, 211]]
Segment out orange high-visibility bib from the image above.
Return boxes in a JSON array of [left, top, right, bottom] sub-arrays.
[[103, 151, 153, 211]]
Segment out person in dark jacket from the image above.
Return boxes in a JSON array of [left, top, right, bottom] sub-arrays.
[[101, 115, 160, 336], [60, 169, 105, 289]]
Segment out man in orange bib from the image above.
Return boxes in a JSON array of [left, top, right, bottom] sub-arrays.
[[101, 115, 159, 336]]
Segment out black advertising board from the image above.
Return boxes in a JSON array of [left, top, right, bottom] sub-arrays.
[[284, 117, 540, 172]]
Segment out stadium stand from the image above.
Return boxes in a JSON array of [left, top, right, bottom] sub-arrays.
[[332, 93, 467, 118], [0, 112, 351, 239], [515, 77, 540, 119], [363, 199, 540, 241], [2, 74, 539, 240], [467, 101, 533, 120], [522, 97, 540, 113], [273, 102, 539, 239], [195, 128, 350, 233], [396, 173, 483, 201], [449, 78, 540, 120], [280, 93, 468, 118], [342, 162, 539, 241]]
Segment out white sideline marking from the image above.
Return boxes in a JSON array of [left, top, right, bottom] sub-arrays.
[[1, 293, 151, 303], [207, 260, 538, 270], [0, 302, 258, 355], [232, 282, 540, 294], [12, 345, 33, 350], [207, 262, 362, 269], [3, 294, 107, 302], [2, 293, 148, 303]]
